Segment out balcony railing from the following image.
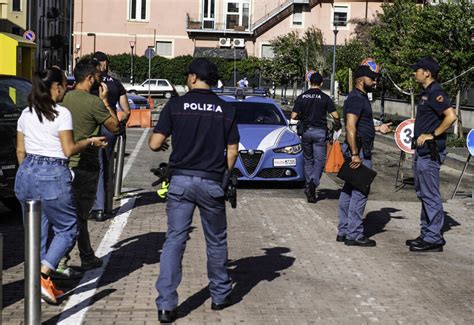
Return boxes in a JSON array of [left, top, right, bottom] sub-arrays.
[[186, 15, 252, 34]]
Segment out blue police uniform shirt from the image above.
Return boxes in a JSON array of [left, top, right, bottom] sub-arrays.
[[343, 89, 375, 142], [414, 81, 451, 139], [154, 88, 240, 175], [91, 75, 127, 110], [292, 88, 336, 129]]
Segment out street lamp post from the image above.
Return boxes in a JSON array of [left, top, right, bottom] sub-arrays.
[[87, 32, 96, 53], [330, 25, 338, 99], [129, 40, 135, 85]]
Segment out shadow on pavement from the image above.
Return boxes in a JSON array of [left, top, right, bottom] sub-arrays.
[[442, 212, 460, 234], [363, 207, 402, 238], [177, 247, 295, 319]]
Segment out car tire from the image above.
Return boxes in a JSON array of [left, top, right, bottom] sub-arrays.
[[164, 92, 172, 99], [1, 197, 21, 213]]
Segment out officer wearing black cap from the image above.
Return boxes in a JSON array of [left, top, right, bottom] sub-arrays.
[[337, 60, 392, 247], [407, 57, 457, 252], [149, 58, 239, 323], [291, 72, 340, 203], [90, 51, 130, 221]]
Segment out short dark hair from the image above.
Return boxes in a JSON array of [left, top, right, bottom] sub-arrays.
[[185, 58, 219, 86], [74, 59, 100, 83]]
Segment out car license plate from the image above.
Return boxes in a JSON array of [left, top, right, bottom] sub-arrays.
[[273, 158, 296, 167]]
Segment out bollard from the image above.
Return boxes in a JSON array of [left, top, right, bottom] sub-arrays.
[[24, 200, 41, 325], [104, 141, 117, 215], [114, 135, 126, 198], [1, 233, 3, 324]]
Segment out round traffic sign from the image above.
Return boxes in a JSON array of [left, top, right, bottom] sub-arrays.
[[394, 118, 415, 154], [144, 48, 156, 59], [23, 30, 36, 42], [467, 129, 474, 156], [305, 70, 315, 82]]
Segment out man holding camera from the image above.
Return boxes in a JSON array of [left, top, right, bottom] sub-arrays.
[[407, 57, 457, 252], [149, 58, 239, 323]]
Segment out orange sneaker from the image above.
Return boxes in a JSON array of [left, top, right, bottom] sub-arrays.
[[40, 276, 63, 304]]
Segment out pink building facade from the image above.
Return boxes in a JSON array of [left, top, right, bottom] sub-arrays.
[[73, 0, 385, 61]]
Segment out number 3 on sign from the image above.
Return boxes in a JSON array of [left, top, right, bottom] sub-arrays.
[[394, 119, 415, 154]]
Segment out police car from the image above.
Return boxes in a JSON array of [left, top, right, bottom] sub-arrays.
[[217, 88, 304, 183]]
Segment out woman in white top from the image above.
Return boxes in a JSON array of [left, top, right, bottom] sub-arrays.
[[15, 67, 107, 305]]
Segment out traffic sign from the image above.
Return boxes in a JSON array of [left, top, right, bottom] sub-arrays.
[[394, 118, 415, 154], [305, 70, 315, 82], [467, 129, 474, 156], [23, 30, 36, 42], [145, 48, 156, 59]]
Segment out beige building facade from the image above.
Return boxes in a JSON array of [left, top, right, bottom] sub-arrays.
[[0, 0, 27, 34], [73, 0, 385, 61]]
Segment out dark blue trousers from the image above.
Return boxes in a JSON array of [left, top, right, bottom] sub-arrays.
[[156, 175, 232, 310], [337, 146, 372, 240], [413, 151, 447, 244], [301, 128, 327, 189]]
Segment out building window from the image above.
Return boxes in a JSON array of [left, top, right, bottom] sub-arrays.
[[225, 0, 250, 30], [12, 0, 21, 11], [203, 0, 216, 29], [129, 0, 148, 21], [261, 44, 274, 59], [156, 41, 172, 57], [332, 5, 349, 28], [292, 5, 303, 27]]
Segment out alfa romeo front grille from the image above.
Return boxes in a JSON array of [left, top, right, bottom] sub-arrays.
[[239, 150, 263, 175]]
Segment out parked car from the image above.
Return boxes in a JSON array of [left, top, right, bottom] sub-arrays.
[[0, 75, 31, 211], [218, 89, 304, 183], [124, 93, 150, 110], [126, 79, 178, 99]]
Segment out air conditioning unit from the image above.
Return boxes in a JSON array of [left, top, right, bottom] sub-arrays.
[[219, 38, 231, 48], [233, 38, 245, 48]]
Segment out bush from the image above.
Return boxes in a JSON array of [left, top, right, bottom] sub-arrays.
[[447, 134, 466, 148]]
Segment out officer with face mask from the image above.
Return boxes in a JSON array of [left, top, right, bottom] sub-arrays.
[[407, 57, 457, 252], [336, 62, 392, 247], [149, 58, 239, 323]]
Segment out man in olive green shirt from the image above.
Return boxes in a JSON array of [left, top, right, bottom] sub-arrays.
[[60, 59, 119, 272]]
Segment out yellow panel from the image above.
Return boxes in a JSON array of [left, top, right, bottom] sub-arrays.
[[0, 33, 18, 76], [9, 87, 17, 104]]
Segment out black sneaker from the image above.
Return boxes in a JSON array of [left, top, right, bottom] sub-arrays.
[[211, 298, 232, 311], [409, 239, 443, 252], [304, 182, 317, 203], [344, 237, 376, 247], [51, 266, 83, 280], [158, 309, 177, 323], [81, 256, 103, 271]]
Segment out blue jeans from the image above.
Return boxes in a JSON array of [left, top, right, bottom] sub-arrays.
[[414, 151, 447, 244], [337, 145, 372, 240], [14, 154, 77, 271], [93, 126, 118, 211], [301, 128, 327, 188], [156, 175, 232, 310]]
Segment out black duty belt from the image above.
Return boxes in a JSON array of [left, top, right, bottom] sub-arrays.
[[171, 168, 223, 182]]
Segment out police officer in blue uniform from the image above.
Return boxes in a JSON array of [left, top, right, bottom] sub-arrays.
[[149, 58, 239, 323], [337, 63, 392, 247], [90, 51, 130, 221], [407, 57, 457, 252], [291, 72, 340, 203]]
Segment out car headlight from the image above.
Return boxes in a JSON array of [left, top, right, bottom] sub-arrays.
[[273, 144, 302, 154]]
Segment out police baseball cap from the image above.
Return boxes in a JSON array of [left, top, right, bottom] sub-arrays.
[[93, 51, 108, 62], [410, 57, 439, 74], [185, 58, 219, 85], [354, 65, 379, 80], [309, 72, 323, 84]]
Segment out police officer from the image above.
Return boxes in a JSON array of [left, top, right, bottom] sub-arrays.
[[90, 51, 131, 221], [337, 62, 392, 247], [291, 72, 340, 203], [407, 57, 457, 252], [149, 58, 239, 323]]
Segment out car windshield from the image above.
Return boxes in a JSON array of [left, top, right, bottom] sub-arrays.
[[233, 102, 286, 125], [0, 77, 31, 114]]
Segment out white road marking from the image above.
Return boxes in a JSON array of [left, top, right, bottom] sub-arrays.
[[57, 128, 150, 325]]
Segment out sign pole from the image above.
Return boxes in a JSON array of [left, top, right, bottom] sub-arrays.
[[451, 154, 472, 199]]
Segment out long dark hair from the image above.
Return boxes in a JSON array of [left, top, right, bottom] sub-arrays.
[[28, 67, 65, 122]]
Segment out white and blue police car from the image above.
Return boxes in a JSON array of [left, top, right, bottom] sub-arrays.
[[217, 88, 304, 183]]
